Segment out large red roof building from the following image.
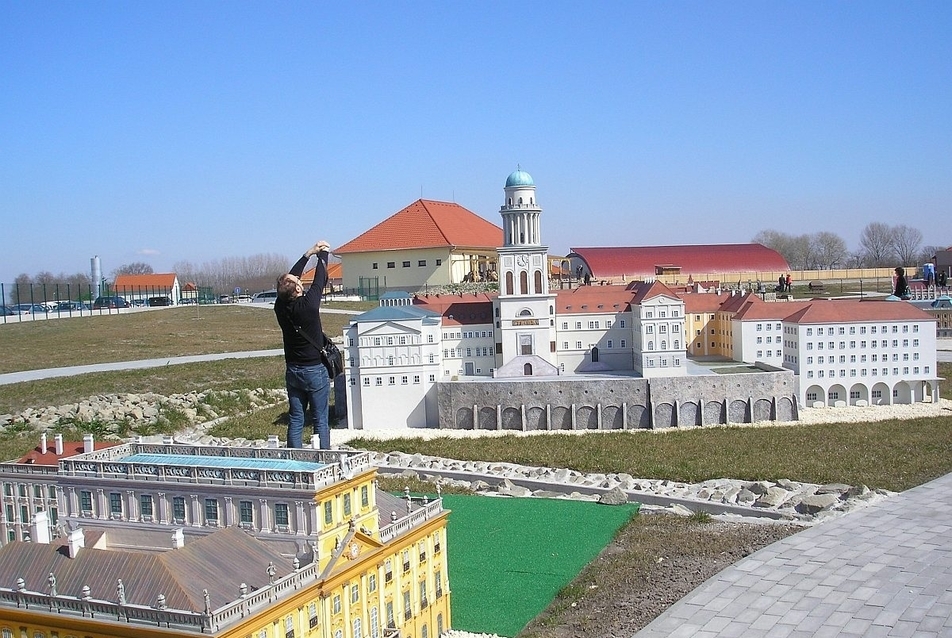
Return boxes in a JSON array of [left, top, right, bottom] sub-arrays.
[[335, 199, 502, 293], [568, 244, 790, 282]]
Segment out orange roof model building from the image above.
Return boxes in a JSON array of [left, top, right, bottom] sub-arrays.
[[336, 199, 502, 253]]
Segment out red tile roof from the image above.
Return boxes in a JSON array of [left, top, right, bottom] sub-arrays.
[[681, 292, 733, 314], [570, 245, 789, 279], [783, 299, 935, 324], [113, 273, 177, 289], [17, 440, 120, 466], [555, 285, 635, 314], [414, 293, 495, 325], [628, 280, 681, 305], [302, 261, 342, 285], [336, 199, 502, 254]]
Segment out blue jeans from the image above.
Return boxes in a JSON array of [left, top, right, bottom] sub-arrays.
[[285, 363, 330, 449]]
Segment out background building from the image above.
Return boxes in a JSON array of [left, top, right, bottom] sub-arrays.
[[335, 199, 503, 295]]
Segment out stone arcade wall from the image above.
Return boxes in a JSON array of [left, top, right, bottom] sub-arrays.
[[437, 368, 799, 431]]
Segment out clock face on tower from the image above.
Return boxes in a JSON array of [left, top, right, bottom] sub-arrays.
[[517, 255, 529, 267]]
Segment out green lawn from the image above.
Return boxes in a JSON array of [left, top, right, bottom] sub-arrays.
[[441, 494, 640, 636]]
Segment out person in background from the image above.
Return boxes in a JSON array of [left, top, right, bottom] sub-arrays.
[[274, 240, 331, 448], [893, 267, 909, 299], [785, 273, 792, 292]]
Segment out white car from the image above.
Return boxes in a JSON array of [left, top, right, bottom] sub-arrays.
[[251, 290, 277, 304]]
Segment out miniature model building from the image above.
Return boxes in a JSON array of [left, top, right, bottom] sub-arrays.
[[343, 170, 940, 430], [0, 434, 450, 638]]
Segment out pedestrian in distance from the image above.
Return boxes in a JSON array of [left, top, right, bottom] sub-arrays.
[[274, 240, 332, 449], [893, 266, 910, 300]]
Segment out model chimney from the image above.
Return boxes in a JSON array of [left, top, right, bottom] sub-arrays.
[[172, 528, 185, 549], [39, 433, 47, 454], [54, 434, 64, 455], [83, 434, 94, 454], [67, 528, 84, 558], [31, 511, 51, 544]]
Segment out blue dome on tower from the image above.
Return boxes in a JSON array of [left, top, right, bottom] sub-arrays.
[[505, 168, 534, 188]]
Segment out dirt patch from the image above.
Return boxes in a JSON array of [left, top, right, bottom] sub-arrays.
[[518, 512, 801, 638]]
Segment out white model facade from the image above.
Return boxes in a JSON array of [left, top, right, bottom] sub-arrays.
[[342, 170, 939, 430]]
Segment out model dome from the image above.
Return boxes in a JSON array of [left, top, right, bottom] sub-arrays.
[[505, 169, 534, 188]]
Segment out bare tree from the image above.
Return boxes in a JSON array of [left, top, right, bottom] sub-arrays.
[[858, 222, 893, 267], [892, 225, 923, 266], [112, 262, 154, 277], [785, 234, 815, 270], [811, 232, 847, 269]]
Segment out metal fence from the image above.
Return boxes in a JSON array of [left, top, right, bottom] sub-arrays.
[[0, 282, 220, 324]]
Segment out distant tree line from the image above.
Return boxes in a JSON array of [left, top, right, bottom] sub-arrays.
[[172, 253, 291, 296], [7, 253, 294, 303], [753, 222, 945, 270]]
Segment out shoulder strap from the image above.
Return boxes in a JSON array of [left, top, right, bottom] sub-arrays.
[[281, 304, 324, 349]]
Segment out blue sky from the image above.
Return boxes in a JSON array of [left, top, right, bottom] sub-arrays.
[[2, 1, 950, 282]]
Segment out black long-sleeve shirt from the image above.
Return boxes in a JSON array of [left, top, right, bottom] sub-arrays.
[[274, 251, 328, 366]]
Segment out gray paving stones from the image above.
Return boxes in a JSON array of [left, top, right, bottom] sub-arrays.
[[634, 472, 952, 637]]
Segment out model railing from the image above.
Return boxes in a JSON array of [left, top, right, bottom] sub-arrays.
[[59, 443, 372, 490], [379, 498, 444, 544], [0, 559, 322, 633]]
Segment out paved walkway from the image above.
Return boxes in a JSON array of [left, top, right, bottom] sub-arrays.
[[0, 350, 283, 385], [634, 471, 952, 637]]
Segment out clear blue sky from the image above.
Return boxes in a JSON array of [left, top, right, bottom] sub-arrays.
[[2, 1, 950, 282]]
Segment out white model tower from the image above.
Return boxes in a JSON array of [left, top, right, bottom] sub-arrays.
[[495, 168, 558, 373]]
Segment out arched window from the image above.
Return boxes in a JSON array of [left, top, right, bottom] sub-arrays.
[[505, 271, 514, 295], [674, 340, 680, 349], [648, 341, 654, 350], [518, 197, 523, 205], [508, 198, 512, 206], [520, 271, 528, 295], [591, 346, 599, 362], [661, 340, 667, 350], [534, 270, 543, 294], [524, 363, 533, 376], [519, 308, 532, 316]]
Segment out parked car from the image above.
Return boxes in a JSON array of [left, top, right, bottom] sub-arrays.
[[0, 305, 16, 316], [147, 296, 172, 307], [92, 296, 131, 309], [12, 303, 48, 314], [54, 301, 89, 313], [252, 290, 278, 304]]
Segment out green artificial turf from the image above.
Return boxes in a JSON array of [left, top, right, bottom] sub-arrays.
[[441, 494, 640, 637]]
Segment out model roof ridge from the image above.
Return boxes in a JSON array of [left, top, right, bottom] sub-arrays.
[[336, 198, 502, 253]]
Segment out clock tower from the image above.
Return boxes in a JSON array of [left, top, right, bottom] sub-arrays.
[[494, 168, 558, 374]]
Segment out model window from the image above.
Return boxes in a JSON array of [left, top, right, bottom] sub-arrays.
[[205, 498, 219, 522], [140, 494, 154, 518], [418, 260, 426, 267], [343, 493, 352, 516], [240, 500, 254, 525], [80, 490, 93, 513], [386, 262, 395, 269], [436, 259, 442, 266], [275, 503, 290, 527], [352, 582, 360, 603], [372, 263, 378, 270], [109, 492, 122, 516], [333, 594, 342, 614], [402, 261, 410, 268], [361, 485, 369, 508], [173, 497, 186, 522], [324, 501, 333, 525]]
